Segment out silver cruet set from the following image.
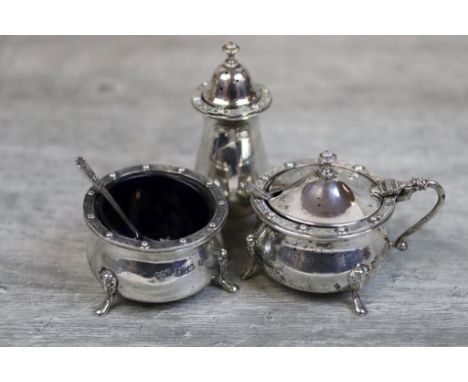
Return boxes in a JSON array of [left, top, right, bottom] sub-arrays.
[[77, 42, 445, 317]]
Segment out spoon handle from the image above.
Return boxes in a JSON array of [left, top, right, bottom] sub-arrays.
[[75, 156, 100, 184], [244, 182, 273, 201], [75, 157, 142, 240]]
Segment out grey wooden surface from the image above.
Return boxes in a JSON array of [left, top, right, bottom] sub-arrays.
[[0, 36, 467, 346]]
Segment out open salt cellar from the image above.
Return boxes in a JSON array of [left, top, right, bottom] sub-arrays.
[[77, 158, 238, 316]]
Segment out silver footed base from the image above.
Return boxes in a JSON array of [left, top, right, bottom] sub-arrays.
[[241, 234, 261, 280], [213, 248, 239, 293], [95, 269, 118, 317], [348, 263, 369, 316], [212, 275, 239, 293]]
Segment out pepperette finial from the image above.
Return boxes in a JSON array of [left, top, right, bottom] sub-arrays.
[[223, 41, 239, 58], [222, 42, 240, 67]]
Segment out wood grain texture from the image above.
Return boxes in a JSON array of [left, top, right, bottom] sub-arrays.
[[0, 36, 467, 346]]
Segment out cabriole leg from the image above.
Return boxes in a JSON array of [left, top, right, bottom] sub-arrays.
[[95, 269, 118, 317], [212, 248, 239, 293], [241, 234, 260, 280], [348, 263, 369, 316]]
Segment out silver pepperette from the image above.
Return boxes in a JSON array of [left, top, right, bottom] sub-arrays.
[[192, 42, 272, 217]]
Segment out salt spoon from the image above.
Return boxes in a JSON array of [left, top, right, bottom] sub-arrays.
[[75, 156, 142, 240]]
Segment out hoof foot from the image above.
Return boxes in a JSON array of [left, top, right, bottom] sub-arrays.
[[348, 263, 369, 316], [352, 292, 368, 316], [212, 276, 239, 293], [241, 263, 259, 280], [95, 269, 118, 317], [96, 298, 113, 317], [242, 234, 261, 280]]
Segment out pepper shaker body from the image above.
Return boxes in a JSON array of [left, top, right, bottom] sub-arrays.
[[192, 42, 272, 217]]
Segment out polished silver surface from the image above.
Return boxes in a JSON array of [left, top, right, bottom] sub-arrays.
[[95, 269, 118, 317], [250, 158, 394, 239], [2, 36, 465, 346], [242, 234, 261, 280], [245, 151, 445, 315], [245, 222, 389, 293], [83, 164, 228, 251], [83, 164, 238, 316], [193, 42, 271, 217], [373, 177, 446, 251], [75, 156, 142, 240], [211, 248, 239, 293], [192, 42, 272, 121], [202, 42, 257, 109], [348, 264, 369, 316], [195, 115, 269, 217], [267, 151, 378, 226]]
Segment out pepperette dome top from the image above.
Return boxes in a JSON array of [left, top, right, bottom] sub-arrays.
[[192, 42, 272, 121], [202, 42, 256, 108]]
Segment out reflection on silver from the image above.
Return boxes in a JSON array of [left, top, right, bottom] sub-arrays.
[[241, 234, 260, 280], [212, 248, 239, 293], [348, 264, 369, 316], [192, 42, 272, 217], [268, 151, 367, 225], [95, 269, 118, 317], [245, 151, 445, 315], [82, 164, 238, 317], [201, 42, 259, 109], [372, 177, 446, 251]]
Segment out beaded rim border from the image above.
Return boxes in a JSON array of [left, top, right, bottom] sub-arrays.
[[191, 82, 272, 121], [250, 159, 397, 240], [82, 164, 228, 253]]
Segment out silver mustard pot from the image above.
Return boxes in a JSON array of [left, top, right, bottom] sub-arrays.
[[81, 163, 238, 316], [243, 151, 445, 315], [192, 42, 272, 217]]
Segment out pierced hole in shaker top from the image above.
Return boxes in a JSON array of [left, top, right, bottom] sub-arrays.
[[95, 172, 215, 241]]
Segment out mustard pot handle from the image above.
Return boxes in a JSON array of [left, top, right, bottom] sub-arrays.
[[373, 178, 445, 251]]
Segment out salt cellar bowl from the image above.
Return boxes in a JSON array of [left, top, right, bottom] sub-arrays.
[[192, 42, 272, 217], [82, 164, 238, 316], [243, 151, 445, 315]]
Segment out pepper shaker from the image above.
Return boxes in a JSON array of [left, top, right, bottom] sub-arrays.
[[191, 42, 272, 217]]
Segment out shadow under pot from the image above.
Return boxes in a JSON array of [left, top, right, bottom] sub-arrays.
[[243, 151, 445, 316], [82, 164, 238, 317]]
